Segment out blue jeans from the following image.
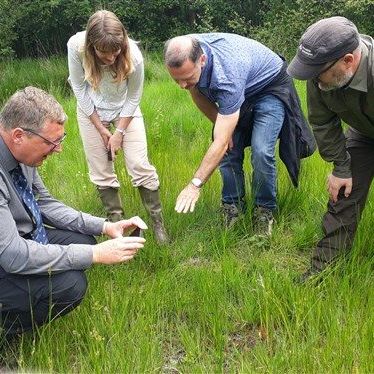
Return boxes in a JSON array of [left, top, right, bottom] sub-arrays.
[[219, 94, 285, 211]]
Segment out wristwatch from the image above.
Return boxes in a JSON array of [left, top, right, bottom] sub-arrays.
[[191, 177, 203, 188], [115, 128, 125, 135]]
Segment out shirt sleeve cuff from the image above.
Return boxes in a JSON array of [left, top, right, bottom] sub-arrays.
[[332, 153, 352, 178], [70, 244, 93, 270], [218, 104, 242, 116]]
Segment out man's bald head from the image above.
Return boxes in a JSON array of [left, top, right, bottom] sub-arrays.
[[164, 36, 203, 68]]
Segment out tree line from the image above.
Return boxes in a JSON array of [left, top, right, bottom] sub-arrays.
[[0, 0, 373, 60]]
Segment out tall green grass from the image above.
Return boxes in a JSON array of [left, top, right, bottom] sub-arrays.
[[0, 57, 373, 373]]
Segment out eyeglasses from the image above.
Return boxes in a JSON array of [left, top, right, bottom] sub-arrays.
[[21, 128, 67, 150], [318, 59, 340, 78]]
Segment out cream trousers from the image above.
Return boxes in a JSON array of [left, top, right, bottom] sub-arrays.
[[77, 107, 159, 191]]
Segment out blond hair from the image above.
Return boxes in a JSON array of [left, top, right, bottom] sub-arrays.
[[83, 10, 133, 90], [0, 86, 66, 131]]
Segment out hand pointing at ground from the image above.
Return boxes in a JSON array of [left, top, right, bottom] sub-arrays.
[[175, 183, 201, 213]]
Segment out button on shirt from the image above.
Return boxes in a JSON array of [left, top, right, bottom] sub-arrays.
[[193, 33, 283, 115]]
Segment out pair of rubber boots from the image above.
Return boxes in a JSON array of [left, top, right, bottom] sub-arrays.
[[97, 186, 169, 244]]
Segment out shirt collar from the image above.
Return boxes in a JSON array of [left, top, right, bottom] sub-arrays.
[[348, 40, 369, 93], [0, 134, 19, 172]]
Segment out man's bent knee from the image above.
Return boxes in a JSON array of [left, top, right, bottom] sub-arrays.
[[52, 271, 88, 316]]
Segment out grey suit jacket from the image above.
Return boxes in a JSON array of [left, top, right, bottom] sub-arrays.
[[0, 136, 105, 275]]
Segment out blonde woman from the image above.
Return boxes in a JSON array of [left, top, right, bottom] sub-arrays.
[[67, 10, 168, 243]]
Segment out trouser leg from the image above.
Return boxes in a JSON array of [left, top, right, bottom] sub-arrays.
[[312, 144, 374, 270], [76, 107, 121, 189], [45, 228, 97, 246], [0, 271, 87, 336], [219, 125, 247, 207], [250, 94, 285, 211], [76, 107, 124, 220], [122, 116, 160, 190], [0, 228, 94, 335]]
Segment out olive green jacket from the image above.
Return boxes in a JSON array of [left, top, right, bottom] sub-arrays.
[[306, 35, 374, 178]]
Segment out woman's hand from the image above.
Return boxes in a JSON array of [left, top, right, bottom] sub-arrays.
[[98, 127, 112, 148], [107, 131, 124, 160], [89, 112, 112, 148]]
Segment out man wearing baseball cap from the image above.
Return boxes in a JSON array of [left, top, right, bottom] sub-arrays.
[[288, 16, 374, 281]]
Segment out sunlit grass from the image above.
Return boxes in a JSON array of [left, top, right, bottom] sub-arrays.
[[0, 56, 373, 373]]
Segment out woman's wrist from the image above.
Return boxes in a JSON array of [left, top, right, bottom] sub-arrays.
[[115, 127, 125, 135], [99, 127, 111, 137]]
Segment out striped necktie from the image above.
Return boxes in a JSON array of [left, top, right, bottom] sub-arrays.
[[11, 165, 48, 244]]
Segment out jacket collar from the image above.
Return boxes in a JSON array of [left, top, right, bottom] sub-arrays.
[[0, 134, 19, 172], [348, 37, 370, 93]]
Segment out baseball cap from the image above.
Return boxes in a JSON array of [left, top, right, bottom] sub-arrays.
[[287, 16, 360, 80]]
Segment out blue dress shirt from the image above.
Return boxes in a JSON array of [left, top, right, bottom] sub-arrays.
[[193, 33, 283, 115]]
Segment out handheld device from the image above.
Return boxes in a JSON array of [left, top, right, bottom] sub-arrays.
[[129, 227, 143, 237]]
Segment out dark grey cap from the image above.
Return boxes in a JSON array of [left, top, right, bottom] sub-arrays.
[[287, 16, 360, 80]]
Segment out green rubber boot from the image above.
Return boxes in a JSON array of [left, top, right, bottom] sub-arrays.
[[97, 187, 124, 222], [138, 187, 169, 244]]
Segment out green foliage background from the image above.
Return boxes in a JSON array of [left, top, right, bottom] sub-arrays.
[[0, 0, 373, 60]]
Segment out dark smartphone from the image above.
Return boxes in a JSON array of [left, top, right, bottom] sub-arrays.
[[129, 227, 143, 237], [107, 150, 113, 161]]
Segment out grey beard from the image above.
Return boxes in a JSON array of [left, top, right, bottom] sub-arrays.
[[318, 71, 354, 91]]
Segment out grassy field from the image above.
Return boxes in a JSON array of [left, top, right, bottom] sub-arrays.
[[0, 56, 373, 373]]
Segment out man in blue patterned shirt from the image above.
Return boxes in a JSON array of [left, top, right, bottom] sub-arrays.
[[164, 33, 314, 235]]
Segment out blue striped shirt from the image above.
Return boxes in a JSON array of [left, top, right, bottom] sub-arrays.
[[193, 33, 283, 115]]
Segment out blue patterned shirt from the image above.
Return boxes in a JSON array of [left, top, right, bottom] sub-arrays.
[[193, 33, 283, 115]]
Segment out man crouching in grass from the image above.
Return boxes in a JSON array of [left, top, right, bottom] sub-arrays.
[[0, 86, 146, 336]]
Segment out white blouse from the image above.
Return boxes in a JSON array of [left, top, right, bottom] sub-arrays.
[[67, 31, 143, 122]]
